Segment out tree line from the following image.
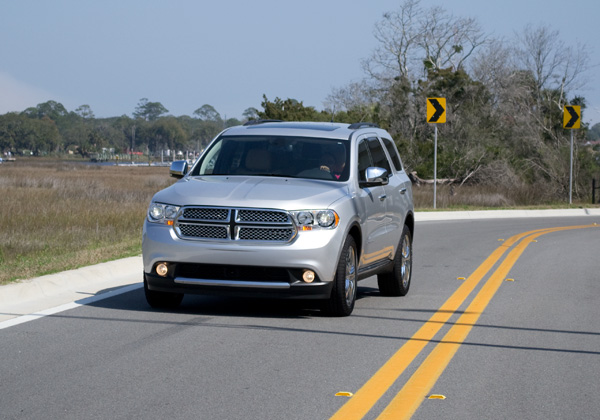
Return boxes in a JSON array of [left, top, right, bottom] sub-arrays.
[[0, 0, 598, 200], [0, 99, 259, 159]]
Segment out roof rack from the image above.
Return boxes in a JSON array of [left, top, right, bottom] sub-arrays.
[[243, 119, 283, 126], [348, 122, 379, 130]]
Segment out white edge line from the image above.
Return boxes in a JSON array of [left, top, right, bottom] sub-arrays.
[[0, 283, 142, 330]]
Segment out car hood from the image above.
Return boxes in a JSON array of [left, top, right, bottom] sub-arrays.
[[152, 176, 350, 209]]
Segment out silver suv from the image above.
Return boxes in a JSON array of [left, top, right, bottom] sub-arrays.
[[142, 121, 414, 316]]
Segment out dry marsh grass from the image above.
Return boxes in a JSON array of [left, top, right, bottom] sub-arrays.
[[412, 183, 588, 209], [0, 160, 175, 285]]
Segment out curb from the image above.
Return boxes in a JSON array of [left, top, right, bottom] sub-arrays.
[[0, 256, 142, 324]]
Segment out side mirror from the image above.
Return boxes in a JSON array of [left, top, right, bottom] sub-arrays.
[[360, 167, 389, 188], [170, 160, 188, 179]]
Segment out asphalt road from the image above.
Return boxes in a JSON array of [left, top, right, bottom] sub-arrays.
[[1, 216, 599, 420]]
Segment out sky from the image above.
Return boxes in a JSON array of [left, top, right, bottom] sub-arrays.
[[1, 0, 599, 126]]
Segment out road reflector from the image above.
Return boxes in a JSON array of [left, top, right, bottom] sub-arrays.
[[335, 392, 353, 397], [428, 394, 446, 400], [457, 277, 465, 280], [505, 278, 515, 282], [498, 239, 505, 242]]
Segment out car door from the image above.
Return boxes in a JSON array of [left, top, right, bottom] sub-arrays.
[[379, 135, 412, 246], [355, 137, 395, 269]]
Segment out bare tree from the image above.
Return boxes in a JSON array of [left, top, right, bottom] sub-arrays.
[[324, 81, 376, 121], [419, 7, 487, 73], [471, 39, 536, 125], [515, 24, 590, 110], [363, 0, 422, 83], [362, 0, 487, 83]]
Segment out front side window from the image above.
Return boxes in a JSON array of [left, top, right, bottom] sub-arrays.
[[357, 139, 372, 182], [367, 137, 391, 174], [191, 135, 349, 181]]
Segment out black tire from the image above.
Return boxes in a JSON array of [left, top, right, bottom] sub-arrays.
[[324, 235, 358, 317], [377, 225, 412, 296], [144, 274, 184, 309]]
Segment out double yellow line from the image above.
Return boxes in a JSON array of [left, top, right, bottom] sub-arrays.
[[330, 224, 597, 420]]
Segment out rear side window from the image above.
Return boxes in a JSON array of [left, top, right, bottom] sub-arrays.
[[381, 137, 402, 171], [367, 137, 391, 174]]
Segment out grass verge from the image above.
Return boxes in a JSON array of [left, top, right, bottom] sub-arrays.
[[0, 159, 175, 285]]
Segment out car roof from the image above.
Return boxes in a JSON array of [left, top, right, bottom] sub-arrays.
[[221, 121, 387, 140]]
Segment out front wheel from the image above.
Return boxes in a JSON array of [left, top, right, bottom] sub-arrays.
[[377, 225, 412, 296], [324, 235, 358, 317], [144, 274, 184, 309]]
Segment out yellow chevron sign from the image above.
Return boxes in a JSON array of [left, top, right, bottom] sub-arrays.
[[563, 105, 581, 129], [427, 98, 446, 123]]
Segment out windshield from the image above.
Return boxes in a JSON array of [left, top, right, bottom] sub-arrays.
[[191, 135, 349, 181]]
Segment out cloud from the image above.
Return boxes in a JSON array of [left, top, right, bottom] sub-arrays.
[[0, 72, 57, 114]]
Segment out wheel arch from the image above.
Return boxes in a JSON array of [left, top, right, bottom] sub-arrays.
[[346, 222, 362, 261], [404, 211, 415, 239]]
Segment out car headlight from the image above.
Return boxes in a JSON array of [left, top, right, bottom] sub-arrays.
[[291, 210, 339, 230], [296, 211, 314, 225], [148, 202, 180, 225], [316, 210, 337, 227]]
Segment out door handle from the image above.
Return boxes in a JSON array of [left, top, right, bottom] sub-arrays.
[[400, 188, 407, 195], [379, 194, 387, 201]]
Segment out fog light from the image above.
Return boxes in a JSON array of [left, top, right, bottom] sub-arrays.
[[302, 270, 315, 283], [156, 263, 169, 277]]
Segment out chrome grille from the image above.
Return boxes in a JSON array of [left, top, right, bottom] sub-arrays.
[[238, 227, 295, 241], [183, 207, 229, 221], [175, 206, 296, 243], [237, 209, 290, 224], [179, 223, 228, 239]]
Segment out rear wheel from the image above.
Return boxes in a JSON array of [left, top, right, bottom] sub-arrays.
[[377, 225, 412, 296], [144, 274, 184, 309], [324, 235, 358, 317]]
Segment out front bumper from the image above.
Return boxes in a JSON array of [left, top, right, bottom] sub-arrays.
[[142, 220, 346, 299], [145, 271, 333, 299]]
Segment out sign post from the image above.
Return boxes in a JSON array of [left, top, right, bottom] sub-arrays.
[[563, 105, 581, 204], [427, 98, 446, 209]]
